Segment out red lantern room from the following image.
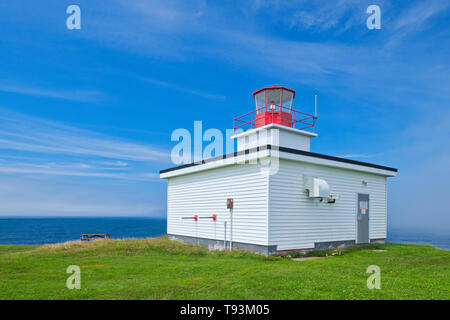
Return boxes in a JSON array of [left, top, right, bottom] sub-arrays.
[[233, 85, 316, 133], [253, 85, 295, 128]]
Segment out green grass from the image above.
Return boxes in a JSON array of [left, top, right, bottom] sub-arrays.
[[0, 237, 448, 300]]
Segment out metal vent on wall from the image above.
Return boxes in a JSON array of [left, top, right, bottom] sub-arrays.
[[304, 176, 339, 203], [304, 176, 330, 198]]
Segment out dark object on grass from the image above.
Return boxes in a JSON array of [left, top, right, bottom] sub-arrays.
[[81, 233, 111, 241]]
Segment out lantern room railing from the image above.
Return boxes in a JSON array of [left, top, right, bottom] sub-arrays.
[[233, 105, 317, 133]]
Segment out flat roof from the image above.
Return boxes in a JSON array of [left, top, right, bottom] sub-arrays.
[[160, 145, 397, 174]]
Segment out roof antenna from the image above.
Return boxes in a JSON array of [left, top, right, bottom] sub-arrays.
[[314, 93, 318, 118]]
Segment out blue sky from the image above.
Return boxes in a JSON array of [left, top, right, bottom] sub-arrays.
[[0, 1, 449, 230]]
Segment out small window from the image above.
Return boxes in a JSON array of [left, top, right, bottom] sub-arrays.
[[359, 201, 368, 214]]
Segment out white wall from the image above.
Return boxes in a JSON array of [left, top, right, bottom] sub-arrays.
[[234, 124, 316, 152], [167, 163, 269, 246], [166, 157, 389, 252], [269, 159, 387, 250], [276, 129, 311, 151]]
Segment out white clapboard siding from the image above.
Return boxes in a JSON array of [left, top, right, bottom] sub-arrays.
[[269, 159, 387, 250], [167, 163, 269, 245]]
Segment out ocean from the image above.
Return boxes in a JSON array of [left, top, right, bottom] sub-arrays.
[[0, 217, 448, 249], [0, 217, 166, 245]]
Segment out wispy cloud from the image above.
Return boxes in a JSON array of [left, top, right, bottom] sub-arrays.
[[0, 108, 167, 216], [142, 77, 226, 101], [0, 109, 169, 182], [247, 0, 375, 33], [96, 160, 129, 167], [0, 165, 159, 181], [387, 0, 450, 47], [117, 0, 206, 30], [288, 0, 366, 32], [0, 176, 162, 216], [394, 0, 449, 30], [60, 0, 444, 110], [0, 109, 169, 162], [0, 83, 106, 102]]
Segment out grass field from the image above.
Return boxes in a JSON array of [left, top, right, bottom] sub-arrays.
[[0, 237, 448, 300]]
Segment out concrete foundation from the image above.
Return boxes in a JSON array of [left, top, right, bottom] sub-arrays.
[[168, 234, 277, 255], [370, 238, 386, 244], [169, 234, 385, 255], [275, 240, 357, 254], [314, 240, 356, 250]]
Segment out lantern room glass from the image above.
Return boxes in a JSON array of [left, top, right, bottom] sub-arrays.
[[254, 91, 265, 111], [254, 87, 294, 113], [281, 89, 294, 109]]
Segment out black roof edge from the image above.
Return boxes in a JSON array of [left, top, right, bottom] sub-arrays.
[[159, 145, 270, 174], [277, 146, 398, 172], [159, 145, 398, 174]]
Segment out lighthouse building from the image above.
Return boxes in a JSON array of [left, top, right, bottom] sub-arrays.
[[160, 86, 397, 255]]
